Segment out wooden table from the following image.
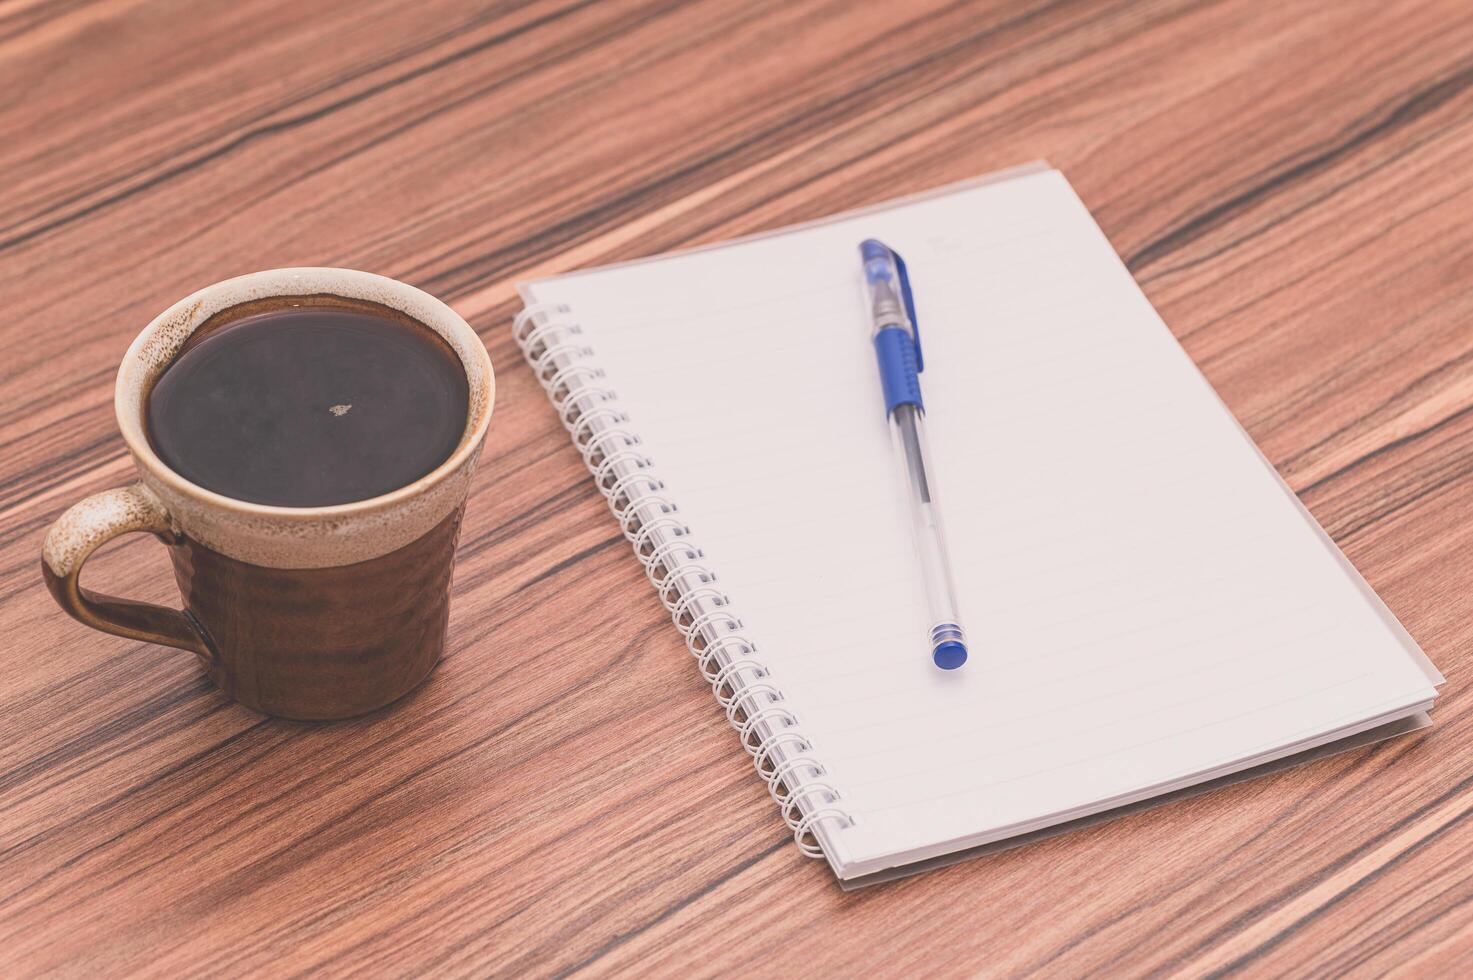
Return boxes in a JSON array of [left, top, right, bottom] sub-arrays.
[[4, 0, 1471, 974]]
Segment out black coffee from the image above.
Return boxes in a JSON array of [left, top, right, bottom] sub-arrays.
[[147, 302, 469, 508]]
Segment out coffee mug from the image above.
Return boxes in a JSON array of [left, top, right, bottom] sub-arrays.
[[41, 269, 494, 720]]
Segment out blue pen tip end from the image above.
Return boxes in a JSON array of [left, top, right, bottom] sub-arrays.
[[860, 239, 890, 262], [933, 641, 968, 670]]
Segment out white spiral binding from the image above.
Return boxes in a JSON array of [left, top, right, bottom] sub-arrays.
[[514, 303, 854, 859]]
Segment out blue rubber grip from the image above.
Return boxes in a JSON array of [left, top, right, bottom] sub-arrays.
[[874, 326, 922, 417]]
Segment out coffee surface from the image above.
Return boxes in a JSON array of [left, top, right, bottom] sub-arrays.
[[147, 305, 469, 507]]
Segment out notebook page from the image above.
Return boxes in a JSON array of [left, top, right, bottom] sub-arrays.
[[524, 168, 1439, 877]]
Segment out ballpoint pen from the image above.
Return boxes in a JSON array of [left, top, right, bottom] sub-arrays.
[[860, 239, 970, 670]]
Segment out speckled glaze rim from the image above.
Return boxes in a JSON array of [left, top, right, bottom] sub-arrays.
[[113, 268, 494, 568]]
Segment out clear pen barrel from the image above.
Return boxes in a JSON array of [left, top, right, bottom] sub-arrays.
[[889, 403, 967, 662]]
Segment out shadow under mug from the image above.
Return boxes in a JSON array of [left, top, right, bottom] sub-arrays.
[[41, 269, 494, 720]]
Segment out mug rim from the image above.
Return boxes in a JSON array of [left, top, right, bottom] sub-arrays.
[[116, 267, 494, 523]]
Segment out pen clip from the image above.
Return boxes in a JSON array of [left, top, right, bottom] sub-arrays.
[[889, 246, 922, 372]]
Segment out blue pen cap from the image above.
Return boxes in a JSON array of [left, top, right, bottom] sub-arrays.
[[860, 240, 907, 331], [861, 238, 894, 273], [859, 239, 922, 371]]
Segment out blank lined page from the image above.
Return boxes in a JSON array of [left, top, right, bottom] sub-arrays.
[[524, 167, 1440, 878]]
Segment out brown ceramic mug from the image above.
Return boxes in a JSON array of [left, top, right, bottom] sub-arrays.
[[41, 269, 494, 720]]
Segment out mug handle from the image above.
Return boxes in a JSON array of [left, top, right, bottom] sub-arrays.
[[41, 483, 214, 661]]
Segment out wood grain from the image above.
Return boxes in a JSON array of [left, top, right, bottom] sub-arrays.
[[2, 0, 1472, 975]]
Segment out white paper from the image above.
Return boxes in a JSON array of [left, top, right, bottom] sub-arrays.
[[523, 168, 1441, 878]]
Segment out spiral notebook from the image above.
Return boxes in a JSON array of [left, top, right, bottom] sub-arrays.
[[513, 164, 1443, 886]]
